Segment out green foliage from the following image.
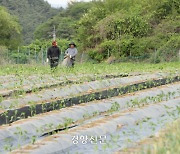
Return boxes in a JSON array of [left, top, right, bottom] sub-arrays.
[[96, 13, 151, 39], [21, 39, 69, 53], [131, 38, 150, 57], [1, 0, 179, 63], [88, 49, 104, 63], [76, 0, 180, 62], [34, 1, 93, 40], [34, 15, 75, 40], [152, 0, 180, 21], [6, 39, 69, 64], [66, 1, 93, 19], [140, 120, 180, 154], [99, 40, 117, 57], [0, 6, 22, 48], [109, 102, 120, 113], [88, 40, 118, 61], [153, 35, 180, 62], [0, 62, 179, 76], [0, 0, 59, 44], [77, 7, 107, 48], [118, 35, 134, 57]]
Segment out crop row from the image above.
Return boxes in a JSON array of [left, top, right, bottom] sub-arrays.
[[0, 75, 179, 125], [0, 82, 179, 152]]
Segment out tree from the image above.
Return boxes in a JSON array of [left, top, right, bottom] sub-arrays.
[[76, 0, 180, 62], [0, 6, 22, 48], [34, 1, 93, 40], [0, 0, 59, 44]]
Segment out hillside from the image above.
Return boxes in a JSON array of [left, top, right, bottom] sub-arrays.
[[76, 0, 180, 62], [0, 0, 179, 63], [33, 0, 180, 63], [0, 0, 59, 44], [0, 6, 21, 49], [34, 1, 93, 40]]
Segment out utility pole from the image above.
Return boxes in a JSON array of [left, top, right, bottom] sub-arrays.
[[53, 25, 56, 41]]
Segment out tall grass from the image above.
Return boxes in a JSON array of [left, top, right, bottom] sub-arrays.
[[0, 62, 179, 76], [140, 119, 180, 154]]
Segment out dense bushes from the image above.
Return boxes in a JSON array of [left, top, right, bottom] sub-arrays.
[[22, 39, 70, 53], [95, 13, 151, 39], [1, 0, 179, 63], [77, 0, 180, 62]]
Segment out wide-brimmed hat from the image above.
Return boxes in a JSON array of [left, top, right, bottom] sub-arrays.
[[69, 42, 76, 47]]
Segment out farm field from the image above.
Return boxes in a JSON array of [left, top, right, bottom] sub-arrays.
[[0, 62, 179, 153], [117, 119, 180, 154], [1, 0, 180, 153]]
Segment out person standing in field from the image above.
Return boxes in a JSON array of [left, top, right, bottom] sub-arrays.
[[65, 42, 78, 67], [47, 41, 61, 69]]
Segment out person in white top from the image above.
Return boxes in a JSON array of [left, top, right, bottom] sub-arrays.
[[65, 42, 78, 67]]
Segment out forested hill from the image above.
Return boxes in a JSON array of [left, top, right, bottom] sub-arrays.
[[33, 0, 179, 63], [34, 1, 93, 40], [0, 0, 179, 63], [0, 0, 59, 44]]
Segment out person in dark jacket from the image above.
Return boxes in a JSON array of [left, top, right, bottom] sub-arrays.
[[65, 42, 78, 67], [47, 41, 61, 69]]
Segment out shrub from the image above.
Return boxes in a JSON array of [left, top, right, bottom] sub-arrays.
[[96, 13, 151, 40], [88, 49, 104, 62], [159, 35, 180, 61], [118, 35, 134, 57], [99, 40, 117, 57]]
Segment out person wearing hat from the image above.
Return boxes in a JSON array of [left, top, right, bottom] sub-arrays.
[[65, 42, 78, 67], [47, 41, 61, 69]]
